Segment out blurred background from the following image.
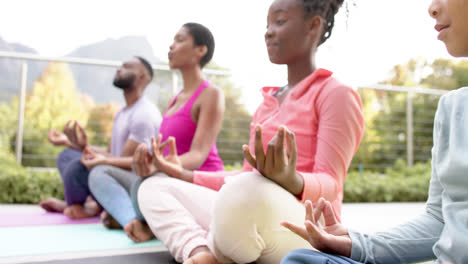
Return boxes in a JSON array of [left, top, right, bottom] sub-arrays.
[[1, 0, 466, 203]]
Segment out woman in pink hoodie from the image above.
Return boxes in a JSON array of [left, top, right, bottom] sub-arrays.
[[137, 0, 365, 263]]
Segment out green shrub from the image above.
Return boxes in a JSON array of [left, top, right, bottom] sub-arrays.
[[0, 153, 432, 204], [0, 152, 63, 203], [344, 159, 432, 202]]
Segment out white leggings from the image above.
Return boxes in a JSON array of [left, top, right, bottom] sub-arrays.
[[138, 172, 313, 264]]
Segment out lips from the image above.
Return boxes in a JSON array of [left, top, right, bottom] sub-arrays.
[[266, 42, 278, 47], [435, 24, 449, 32], [435, 24, 450, 40], [168, 52, 173, 60]]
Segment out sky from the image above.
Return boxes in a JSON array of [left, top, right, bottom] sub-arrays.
[[0, 0, 453, 113]]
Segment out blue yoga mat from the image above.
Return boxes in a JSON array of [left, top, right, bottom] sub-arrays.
[[0, 224, 163, 258]]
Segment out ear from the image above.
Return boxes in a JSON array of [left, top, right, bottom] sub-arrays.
[[306, 15, 323, 41], [196, 45, 208, 59]]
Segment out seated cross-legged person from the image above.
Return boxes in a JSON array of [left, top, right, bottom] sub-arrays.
[[281, 0, 468, 263], [136, 1, 365, 263], [88, 22, 225, 242], [39, 56, 161, 219]]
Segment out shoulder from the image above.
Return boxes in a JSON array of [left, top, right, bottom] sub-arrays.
[[436, 87, 468, 122], [321, 76, 355, 95], [202, 84, 224, 97], [438, 87, 468, 112], [133, 97, 162, 121], [439, 87, 468, 107], [198, 84, 225, 103], [316, 76, 360, 105]]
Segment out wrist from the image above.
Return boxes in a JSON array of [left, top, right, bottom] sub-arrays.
[[288, 173, 304, 196], [177, 169, 194, 183], [102, 157, 110, 165]]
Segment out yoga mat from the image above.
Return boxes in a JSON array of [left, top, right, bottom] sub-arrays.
[[0, 224, 162, 258], [0, 211, 100, 227], [27, 252, 178, 264]]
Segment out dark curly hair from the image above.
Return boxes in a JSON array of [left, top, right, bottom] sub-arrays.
[[300, 0, 344, 46], [183, 22, 215, 68]]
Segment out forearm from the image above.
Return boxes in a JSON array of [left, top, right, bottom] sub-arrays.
[[64, 140, 82, 151], [299, 171, 340, 203], [174, 169, 195, 183], [88, 145, 110, 156], [102, 156, 133, 170], [178, 150, 209, 170], [350, 212, 442, 263]]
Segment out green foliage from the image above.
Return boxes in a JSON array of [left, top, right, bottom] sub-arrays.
[[352, 58, 468, 170], [206, 66, 252, 165], [344, 159, 431, 202], [86, 103, 119, 147], [224, 162, 243, 171], [0, 102, 16, 152], [3, 62, 92, 167], [0, 151, 63, 203]]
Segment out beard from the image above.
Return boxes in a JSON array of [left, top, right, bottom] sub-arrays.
[[113, 74, 136, 90]]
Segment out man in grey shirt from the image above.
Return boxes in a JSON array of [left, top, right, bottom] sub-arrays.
[[40, 56, 161, 219]]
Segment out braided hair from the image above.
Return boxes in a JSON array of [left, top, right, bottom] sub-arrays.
[[300, 0, 344, 46]]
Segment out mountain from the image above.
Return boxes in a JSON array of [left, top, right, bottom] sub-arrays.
[[0, 35, 170, 105]]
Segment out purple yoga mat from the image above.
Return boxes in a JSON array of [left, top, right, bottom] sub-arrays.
[[0, 211, 100, 227]]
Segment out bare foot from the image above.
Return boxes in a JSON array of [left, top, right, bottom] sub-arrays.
[[39, 198, 67, 213], [124, 219, 155, 243], [101, 211, 122, 229], [63, 204, 101, 219], [184, 247, 219, 264], [84, 198, 102, 214]]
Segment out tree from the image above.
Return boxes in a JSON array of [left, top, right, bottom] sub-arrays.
[[210, 72, 251, 165], [86, 103, 119, 147], [10, 62, 91, 167], [352, 58, 468, 171]]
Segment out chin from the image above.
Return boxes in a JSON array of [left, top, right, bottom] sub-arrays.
[[447, 49, 468, 58], [169, 62, 178, 69], [268, 56, 283, 65]]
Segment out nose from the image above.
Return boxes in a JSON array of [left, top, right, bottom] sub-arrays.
[[265, 25, 273, 41], [428, 0, 440, 18], [169, 43, 174, 51]]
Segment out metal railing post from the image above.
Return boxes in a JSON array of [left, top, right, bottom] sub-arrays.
[[15, 62, 28, 164], [171, 71, 178, 95], [406, 91, 414, 167]]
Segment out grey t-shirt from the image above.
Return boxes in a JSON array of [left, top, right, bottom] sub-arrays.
[[110, 96, 161, 157]]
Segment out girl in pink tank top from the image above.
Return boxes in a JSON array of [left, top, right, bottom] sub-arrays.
[[122, 22, 225, 244], [159, 80, 224, 171]]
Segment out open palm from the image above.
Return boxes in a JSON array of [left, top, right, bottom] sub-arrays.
[[281, 198, 352, 257]]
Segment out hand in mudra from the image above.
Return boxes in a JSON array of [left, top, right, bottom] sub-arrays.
[[63, 120, 88, 151], [151, 134, 183, 178], [132, 143, 157, 177], [281, 198, 352, 257], [243, 125, 304, 195]]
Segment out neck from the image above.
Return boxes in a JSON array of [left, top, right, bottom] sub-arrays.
[[180, 65, 204, 92], [287, 54, 316, 88], [123, 84, 144, 106]]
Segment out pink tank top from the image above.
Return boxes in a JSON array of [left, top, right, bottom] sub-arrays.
[[159, 80, 224, 171]]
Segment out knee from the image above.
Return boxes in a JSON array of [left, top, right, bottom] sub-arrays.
[[88, 165, 113, 188], [214, 172, 280, 216], [57, 148, 78, 163], [137, 174, 171, 209], [281, 249, 320, 264]]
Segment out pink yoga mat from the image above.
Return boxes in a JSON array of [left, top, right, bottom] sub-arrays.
[[0, 211, 100, 227]]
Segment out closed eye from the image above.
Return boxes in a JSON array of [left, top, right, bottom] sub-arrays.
[[276, 19, 286, 25]]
